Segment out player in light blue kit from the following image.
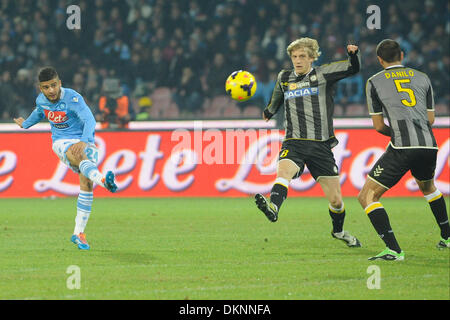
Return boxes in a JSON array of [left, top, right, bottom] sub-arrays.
[[14, 67, 117, 250]]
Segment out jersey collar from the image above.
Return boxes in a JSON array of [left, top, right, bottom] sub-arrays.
[[294, 67, 314, 77], [385, 64, 404, 70], [60, 87, 66, 99]]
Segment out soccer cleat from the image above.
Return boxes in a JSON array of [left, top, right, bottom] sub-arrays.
[[331, 230, 362, 247], [103, 171, 117, 193], [71, 232, 90, 250], [436, 237, 450, 249], [255, 193, 278, 222], [368, 248, 405, 261]]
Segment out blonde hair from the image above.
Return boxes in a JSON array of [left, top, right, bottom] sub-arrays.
[[286, 37, 321, 61]]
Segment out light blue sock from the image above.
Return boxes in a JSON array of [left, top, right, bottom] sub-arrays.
[[79, 160, 104, 187], [74, 191, 93, 234]]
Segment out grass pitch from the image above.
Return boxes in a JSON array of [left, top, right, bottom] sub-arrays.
[[0, 197, 448, 300]]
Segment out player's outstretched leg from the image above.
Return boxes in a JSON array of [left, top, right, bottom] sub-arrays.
[[255, 193, 278, 222], [79, 160, 117, 193], [255, 177, 290, 222], [65, 144, 118, 193], [103, 171, 118, 193]]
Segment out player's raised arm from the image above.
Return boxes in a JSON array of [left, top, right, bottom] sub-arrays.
[[14, 107, 45, 129], [320, 44, 361, 82]]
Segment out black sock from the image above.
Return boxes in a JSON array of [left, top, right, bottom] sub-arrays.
[[270, 183, 288, 212], [329, 206, 346, 234], [429, 196, 450, 239], [367, 206, 402, 253]]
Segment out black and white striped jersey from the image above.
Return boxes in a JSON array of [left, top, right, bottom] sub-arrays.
[[366, 65, 437, 149], [264, 51, 361, 147]]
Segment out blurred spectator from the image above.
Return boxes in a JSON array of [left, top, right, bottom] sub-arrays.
[[408, 22, 424, 48], [56, 47, 78, 81], [103, 38, 131, 74], [426, 61, 448, 103], [226, 38, 244, 70], [261, 23, 286, 61], [252, 59, 277, 106], [0, 71, 16, 119], [173, 66, 204, 115], [135, 97, 153, 121], [150, 47, 169, 87], [14, 68, 36, 117], [403, 49, 423, 70], [205, 53, 229, 98], [182, 38, 206, 72], [96, 78, 131, 129]]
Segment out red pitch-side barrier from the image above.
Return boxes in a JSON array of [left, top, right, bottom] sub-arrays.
[[0, 128, 448, 198]]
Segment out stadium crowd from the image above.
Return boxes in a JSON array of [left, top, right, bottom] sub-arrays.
[[0, 0, 448, 121]]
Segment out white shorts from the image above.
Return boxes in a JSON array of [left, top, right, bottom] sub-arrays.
[[52, 139, 99, 173]]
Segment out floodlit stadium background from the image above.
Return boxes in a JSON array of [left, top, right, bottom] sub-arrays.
[[0, 0, 448, 120]]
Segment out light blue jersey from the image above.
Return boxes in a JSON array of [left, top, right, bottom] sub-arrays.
[[22, 87, 96, 143]]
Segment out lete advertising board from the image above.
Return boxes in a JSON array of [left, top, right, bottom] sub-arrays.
[[0, 128, 448, 198]]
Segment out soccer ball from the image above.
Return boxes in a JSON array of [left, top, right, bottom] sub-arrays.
[[225, 70, 257, 102]]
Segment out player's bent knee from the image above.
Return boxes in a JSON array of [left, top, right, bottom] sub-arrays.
[[357, 190, 368, 207], [328, 194, 343, 209], [330, 199, 343, 209], [66, 147, 85, 166], [277, 162, 298, 180], [358, 187, 380, 208], [277, 169, 296, 180], [416, 179, 436, 195]]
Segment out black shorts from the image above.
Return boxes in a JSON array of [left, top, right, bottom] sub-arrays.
[[278, 139, 339, 180], [368, 144, 438, 189]]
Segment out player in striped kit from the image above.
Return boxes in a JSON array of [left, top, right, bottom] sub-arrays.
[[359, 39, 450, 260], [13, 67, 118, 250], [255, 37, 362, 248]]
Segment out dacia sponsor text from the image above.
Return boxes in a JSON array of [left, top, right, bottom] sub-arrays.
[[284, 87, 319, 100]]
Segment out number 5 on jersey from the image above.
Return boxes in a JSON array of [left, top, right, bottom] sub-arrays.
[[394, 79, 416, 107]]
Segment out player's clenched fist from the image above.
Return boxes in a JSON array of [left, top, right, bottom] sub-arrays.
[[347, 45, 358, 54]]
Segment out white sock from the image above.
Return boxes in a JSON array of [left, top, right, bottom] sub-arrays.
[[274, 177, 290, 189], [329, 203, 345, 213], [333, 231, 345, 237], [74, 191, 93, 234], [79, 160, 105, 187], [424, 189, 442, 202]]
